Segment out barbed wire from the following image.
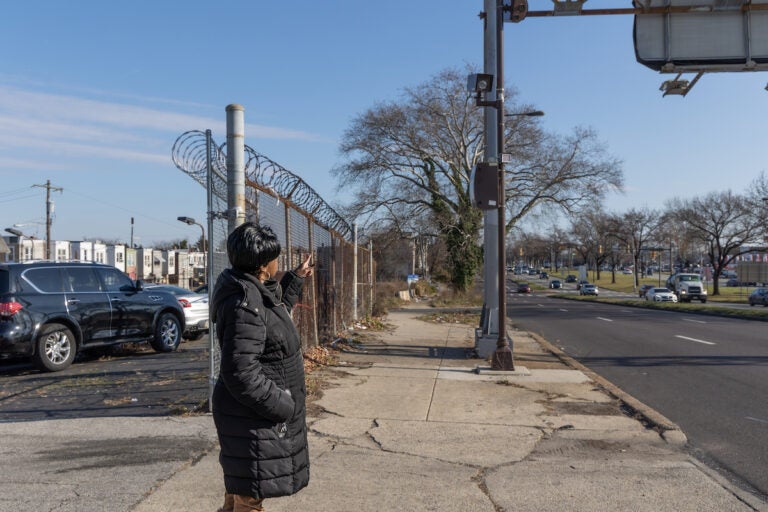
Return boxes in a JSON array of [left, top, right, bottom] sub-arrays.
[[171, 130, 228, 200], [172, 130, 351, 240]]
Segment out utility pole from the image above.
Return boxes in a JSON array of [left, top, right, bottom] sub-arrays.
[[32, 180, 63, 260]]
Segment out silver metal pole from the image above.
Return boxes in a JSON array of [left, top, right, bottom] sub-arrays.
[[226, 104, 246, 234], [480, 0, 500, 339]]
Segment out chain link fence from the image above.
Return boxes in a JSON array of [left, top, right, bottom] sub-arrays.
[[173, 129, 374, 403]]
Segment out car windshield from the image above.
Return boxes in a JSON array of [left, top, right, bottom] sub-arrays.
[[654, 288, 670, 293]]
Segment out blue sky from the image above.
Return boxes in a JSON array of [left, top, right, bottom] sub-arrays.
[[1, 1, 766, 245]]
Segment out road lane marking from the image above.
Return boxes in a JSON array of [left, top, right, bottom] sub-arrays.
[[597, 317, 613, 322], [559, 308, 568, 312], [674, 335, 715, 346], [746, 416, 768, 425], [682, 318, 707, 324]]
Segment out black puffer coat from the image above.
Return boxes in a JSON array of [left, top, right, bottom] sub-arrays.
[[211, 268, 309, 499]]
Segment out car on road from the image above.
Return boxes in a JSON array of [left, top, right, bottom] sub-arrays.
[[146, 285, 209, 340], [646, 287, 678, 303], [549, 279, 562, 289], [539, 272, 549, 279], [0, 261, 185, 372], [638, 284, 654, 298], [565, 275, 577, 283], [579, 284, 598, 296], [576, 279, 589, 290], [622, 268, 633, 275], [517, 283, 532, 294], [748, 287, 768, 307]]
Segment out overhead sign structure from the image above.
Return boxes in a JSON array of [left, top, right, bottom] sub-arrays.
[[634, 0, 768, 73], [519, 1, 768, 95]]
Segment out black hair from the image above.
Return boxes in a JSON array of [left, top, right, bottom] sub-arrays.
[[227, 222, 281, 273]]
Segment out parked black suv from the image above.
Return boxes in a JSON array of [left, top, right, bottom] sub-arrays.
[[0, 262, 185, 372]]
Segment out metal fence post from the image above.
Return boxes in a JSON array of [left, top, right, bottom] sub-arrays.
[[352, 223, 358, 322], [205, 129, 216, 409], [307, 217, 318, 347]]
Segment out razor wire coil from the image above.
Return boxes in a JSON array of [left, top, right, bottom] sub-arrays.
[[172, 130, 351, 240]]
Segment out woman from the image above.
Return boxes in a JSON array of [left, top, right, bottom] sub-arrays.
[[211, 222, 312, 512]]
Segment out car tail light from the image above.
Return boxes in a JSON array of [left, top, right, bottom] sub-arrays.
[[178, 299, 191, 308], [0, 301, 23, 317]]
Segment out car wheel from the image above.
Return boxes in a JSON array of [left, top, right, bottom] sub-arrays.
[[34, 323, 76, 372], [151, 313, 181, 352], [700, 299, 707, 304]]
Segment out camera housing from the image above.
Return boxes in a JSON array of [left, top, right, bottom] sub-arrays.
[[466, 73, 494, 93]]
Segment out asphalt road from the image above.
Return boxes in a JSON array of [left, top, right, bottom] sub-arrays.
[[506, 290, 768, 500]]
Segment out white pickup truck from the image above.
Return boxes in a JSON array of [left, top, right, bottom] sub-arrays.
[[665, 273, 708, 303]]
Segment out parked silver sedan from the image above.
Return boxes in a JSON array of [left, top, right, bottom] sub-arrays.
[[646, 287, 678, 303], [146, 285, 209, 340]]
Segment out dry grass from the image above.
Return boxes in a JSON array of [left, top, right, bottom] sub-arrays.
[[416, 310, 481, 325]]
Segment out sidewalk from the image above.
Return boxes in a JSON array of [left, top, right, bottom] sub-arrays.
[[133, 306, 766, 512]]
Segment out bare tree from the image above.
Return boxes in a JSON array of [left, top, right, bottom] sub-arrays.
[[570, 212, 614, 281], [334, 66, 623, 292], [606, 208, 663, 289], [666, 191, 764, 295], [747, 171, 768, 243], [505, 126, 623, 232]]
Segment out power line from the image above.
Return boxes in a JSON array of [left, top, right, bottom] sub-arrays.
[[0, 192, 42, 204], [0, 186, 39, 199]]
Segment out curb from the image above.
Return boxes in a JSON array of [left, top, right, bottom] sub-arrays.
[[524, 330, 688, 447]]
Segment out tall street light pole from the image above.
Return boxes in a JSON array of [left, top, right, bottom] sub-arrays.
[[493, 2, 511, 370], [471, 0, 541, 370], [177, 216, 207, 286]]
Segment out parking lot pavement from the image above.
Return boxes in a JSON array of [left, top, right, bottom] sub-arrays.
[[0, 337, 211, 422]]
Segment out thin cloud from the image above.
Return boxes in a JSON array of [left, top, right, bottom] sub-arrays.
[[0, 83, 327, 168], [0, 85, 322, 141]]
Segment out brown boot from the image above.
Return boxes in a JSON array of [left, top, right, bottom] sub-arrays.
[[216, 492, 235, 512], [233, 495, 265, 512]]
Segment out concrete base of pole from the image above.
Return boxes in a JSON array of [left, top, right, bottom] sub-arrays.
[[491, 344, 514, 371], [476, 332, 516, 371], [475, 332, 500, 359]]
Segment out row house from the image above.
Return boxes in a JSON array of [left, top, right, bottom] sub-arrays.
[[1, 237, 206, 290], [1, 235, 46, 261]]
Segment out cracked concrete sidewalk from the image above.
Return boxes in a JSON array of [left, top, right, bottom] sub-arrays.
[[134, 306, 765, 512]]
